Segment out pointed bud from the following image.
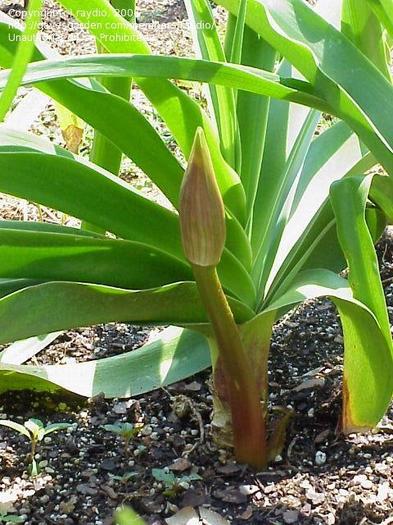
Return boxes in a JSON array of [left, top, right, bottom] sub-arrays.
[[179, 128, 226, 267]]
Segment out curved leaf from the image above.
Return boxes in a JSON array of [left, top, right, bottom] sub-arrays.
[[252, 59, 321, 301], [0, 227, 193, 289], [0, 126, 252, 272], [0, 332, 61, 365], [366, 0, 393, 39], [264, 121, 375, 304], [0, 0, 43, 121], [0, 281, 254, 346], [0, 327, 211, 398], [215, 0, 393, 182], [237, 26, 276, 216], [0, 53, 332, 114], [0, 278, 41, 298], [330, 174, 393, 431], [0, 420, 30, 438], [261, 268, 393, 430], [0, 19, 184, 209], [55, 0, 246, 221], [0, 146, 256, 305], [0, 151, 183, 259], [342, 0, 391, 79], [184, 0, 238, 167]]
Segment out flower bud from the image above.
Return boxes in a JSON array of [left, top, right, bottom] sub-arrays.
[[179, 128, 226, 267]]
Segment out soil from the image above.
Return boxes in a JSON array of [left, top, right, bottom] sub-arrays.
[[0, 1, 392, 524]]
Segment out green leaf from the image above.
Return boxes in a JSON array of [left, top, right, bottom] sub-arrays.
[[0, 151, 257, 306], [342, 0, 391, 78], [237, 27, 276, 217], [0, 22, 184, 209], [0, 278, 42, 299], [25, 418, 44, 436], [43, 423, 72, 436], [0, 327, 211, 398], [184, 0, 238, 168], [258, 267, 393, 431], [330, 174, 393, 431], [0, 125, 253, 273], [263, 120, 374, 304], [103, 423, 136, 436], [0, 281, 253, 345], [0, 53, 331, 114], [214, 0, 393, 186], [0, 419, 30, 439], [0, 151, 183, 259], [251, 64, 321, 301], [116, 507, 145, 525], [369, 175, 393, 223], [229, 0, 248, 64], [0, 226, 192, 290], [152, 468, 176, 487], [56, 0, 246, 222], [331, 176, 391, 335], [1, 516, 24, 524], [0, 0, 43, 121], [0, 332, 61, 365], [0, 219, 102, 238], [366, 0, 393, 39]]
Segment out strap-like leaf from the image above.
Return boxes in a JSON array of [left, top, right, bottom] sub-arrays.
[[261, 268, 393, 430], [330, 175, 393, 431], [366, 0, 393, 39], [237, 26, 276, 217], [215, 0, 393, 184], [0, 53, 331, 114], [252, 60, 320, 301], [0, 278, 41, 298], [184, 0, 238, 168], [342, 0, 391, 79], [264, 121, 376, 305], [0, 151, 183, 258], [0, 151, 255, 304], [0, 19, 184, 209], [0, 281, 254, 346], [0, 327, 211, 398], [0, 226, 192, 289], [0, 125, 252, 271], [0, 332, 61, 365], [55, 0, 246, 222]]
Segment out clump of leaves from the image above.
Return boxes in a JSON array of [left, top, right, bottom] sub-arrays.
[[103, 422, 142, 456], [0, 418, 72, 476], [152, 467, 201, 498]]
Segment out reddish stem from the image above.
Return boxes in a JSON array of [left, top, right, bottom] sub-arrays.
[[193, 265, 267, 469]]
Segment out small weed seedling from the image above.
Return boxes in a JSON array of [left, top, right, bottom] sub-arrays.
[[115, 506, 145, 525], [152, 467, 201, 498], [0, 418, 71, 476], [103, 422, 142, 456], [109, 471, 138, 485], [0, 514, 23, 524]]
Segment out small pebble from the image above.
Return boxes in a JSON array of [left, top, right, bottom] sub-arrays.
[[315, 451, 327, 466]]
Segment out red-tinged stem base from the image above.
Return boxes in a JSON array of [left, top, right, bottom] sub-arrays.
[[193, 265, 267, 470]]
